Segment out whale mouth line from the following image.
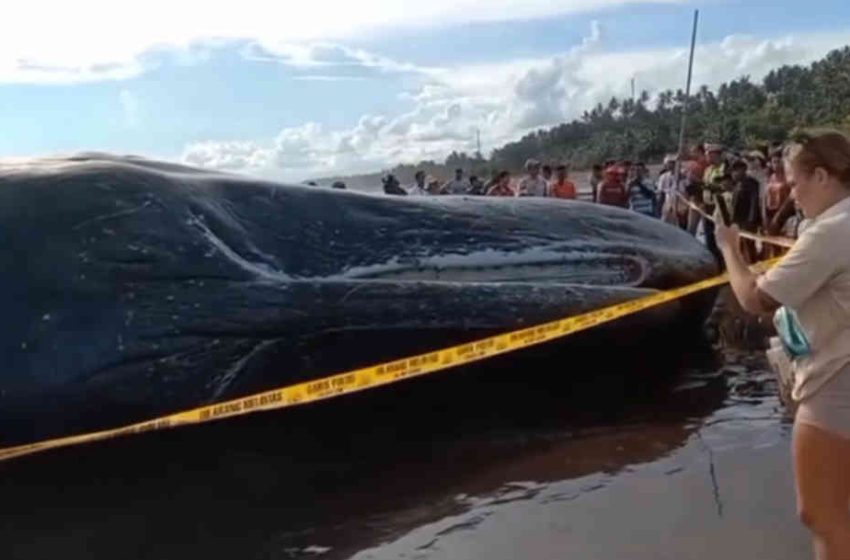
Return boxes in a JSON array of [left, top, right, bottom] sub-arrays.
[[353, 254, 650, 287]]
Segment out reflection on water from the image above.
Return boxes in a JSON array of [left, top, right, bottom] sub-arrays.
[[0, 336, 807, 560]]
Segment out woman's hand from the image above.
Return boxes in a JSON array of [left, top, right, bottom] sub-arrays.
[[715, 220, 741, 253]]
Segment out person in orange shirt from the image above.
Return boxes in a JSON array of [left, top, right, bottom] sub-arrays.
[[549, 163, 577, 199], [597, 164, 629, 207]]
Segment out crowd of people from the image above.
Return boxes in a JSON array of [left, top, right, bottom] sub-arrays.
[[656, 142, 801, 263], [380, 160, 580, 199], [378, 142, 802, 263]]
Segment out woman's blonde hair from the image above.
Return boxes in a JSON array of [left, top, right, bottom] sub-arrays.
[[785, 127, 850, 187]]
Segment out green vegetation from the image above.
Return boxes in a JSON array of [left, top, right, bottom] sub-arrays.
[[494, 46, 850, 169]]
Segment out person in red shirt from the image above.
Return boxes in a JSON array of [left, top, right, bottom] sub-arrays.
[[596, 164, 628, 207], [765, 150, 792, 227], [687, 144, 709, 184], [685, 144, 709, 234], [762, 150, 793, 258], [549, 163, 577, 199], [486, 171, 516, 197]]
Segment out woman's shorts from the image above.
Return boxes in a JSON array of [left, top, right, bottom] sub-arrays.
[[796, 363, 850, 441]]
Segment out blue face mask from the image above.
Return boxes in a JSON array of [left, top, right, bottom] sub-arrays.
[[774, 306, 812, 359]]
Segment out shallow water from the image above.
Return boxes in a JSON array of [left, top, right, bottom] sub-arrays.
[[344, 360, 807, 560], [0, 340, 809, 560]]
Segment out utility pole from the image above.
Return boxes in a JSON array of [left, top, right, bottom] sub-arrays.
[[674, 9, 699, 182], [476, 128, 482, 158]]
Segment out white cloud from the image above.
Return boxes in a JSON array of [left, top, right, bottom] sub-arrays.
[[241, 41, 425, 75], [0, 0, 683, 83], [4, 58, 146, 84], [578, 31, 850, 100], [182, 140, 272, 171], [181, 24, 850, 182]]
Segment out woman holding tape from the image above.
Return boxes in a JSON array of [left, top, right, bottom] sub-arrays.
[[716, 128, 850, 560]]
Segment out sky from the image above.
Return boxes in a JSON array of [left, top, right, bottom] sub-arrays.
[[1, 0, 849, 182]]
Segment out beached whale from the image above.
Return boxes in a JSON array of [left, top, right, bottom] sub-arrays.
[[0, 153, 718, 445]]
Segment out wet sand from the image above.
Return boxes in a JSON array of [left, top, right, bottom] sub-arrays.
[[347, 361, 807, 560], [0, 301, 810, 560]]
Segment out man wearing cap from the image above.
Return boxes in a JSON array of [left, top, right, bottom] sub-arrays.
[[700, 143, 726, 262], [702, 143, 726, 197], [518, 159, 549, 197]]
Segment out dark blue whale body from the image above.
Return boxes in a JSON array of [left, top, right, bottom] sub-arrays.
[[0, 154, 718, 446]]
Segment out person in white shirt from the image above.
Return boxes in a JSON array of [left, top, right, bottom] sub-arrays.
[[518, 158, 548, 197], [658, 155, 688, 227], [440, 168, 470, 195], [407, 171, 429, 195], [716, 128, 850, 559]]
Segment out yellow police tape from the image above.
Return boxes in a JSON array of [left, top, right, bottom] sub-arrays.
[[0, 257, 784, 463]]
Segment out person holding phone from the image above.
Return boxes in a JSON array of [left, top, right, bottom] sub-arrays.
[[713, 188, 733, 229], [730, 160, 762, 262], [715, 128, 850, 560]]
